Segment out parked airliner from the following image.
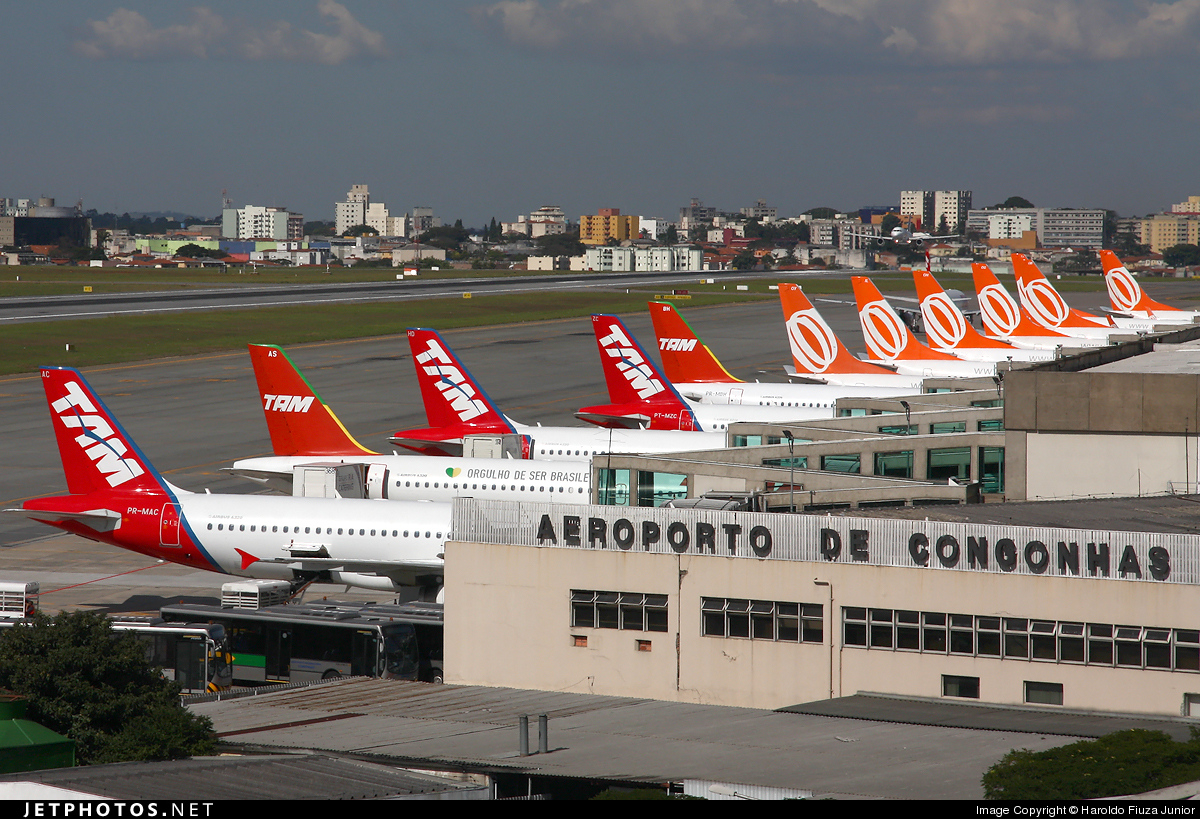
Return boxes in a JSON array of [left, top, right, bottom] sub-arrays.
[[646, 301, 916, 402], [7, 367, 449, 596], [577, 314, 848, 430], [229, 344, 591, 501], [390, 328, 726, 458], [1100, 250, 1200, 324]]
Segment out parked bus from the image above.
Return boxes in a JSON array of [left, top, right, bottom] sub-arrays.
[[158, 600, 444, 686], [110, 617, 234, 694], [0, 583, 232, 695]]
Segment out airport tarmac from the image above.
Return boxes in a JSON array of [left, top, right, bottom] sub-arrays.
[[0, 282, 1146, 614]]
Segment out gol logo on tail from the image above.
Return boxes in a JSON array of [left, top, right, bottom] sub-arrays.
[[977, 283, 1021, 337], [784, 309, 838, 372], [859, 301, 908, 361], [1105, 264, 1142, 312], [919, 292, 967, 348]]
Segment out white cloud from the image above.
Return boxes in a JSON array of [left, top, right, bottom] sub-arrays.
[[472, 0, 1200, 65], [75, 1, 387, 64]]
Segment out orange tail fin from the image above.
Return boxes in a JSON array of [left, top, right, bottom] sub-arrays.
[[777, 283, 897, 375], [850, 277, 959, 362], [912, 269, 1014, 351]]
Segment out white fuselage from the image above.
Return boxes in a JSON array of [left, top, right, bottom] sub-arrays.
[[231, 454, 591, 502], [676, 380, 917, 409], [872, 357, 998, 379], [177, 492, 450, 589], [509, 422, 726, 459]]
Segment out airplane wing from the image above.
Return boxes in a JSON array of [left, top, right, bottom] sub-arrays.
[[3, 507, 122, 532], [573, 410, 650, 429]]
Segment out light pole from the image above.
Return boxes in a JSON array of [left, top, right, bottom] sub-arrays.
[[900, 401, 911, 434], [783, 429, 795, 513]]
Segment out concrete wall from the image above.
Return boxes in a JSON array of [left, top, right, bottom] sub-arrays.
[[446, 539, 1200, 714]]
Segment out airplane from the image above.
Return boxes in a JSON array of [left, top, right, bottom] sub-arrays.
[[911, 268, 1056, 363], [774, 284, 925, 390], [390, 328, 726, 458], [1100, 250, 1200, 324], [6, 367, 449, 597], [576, 314, 844, 430], [1011, 253, 1157, 338], [851, 276, 997, 378], [646, 300, 918, 402], [845, 225, 960, 248], [227, 344, 591, 502], [971, 263, 1107, 350]]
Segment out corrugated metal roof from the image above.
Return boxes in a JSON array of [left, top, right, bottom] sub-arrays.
[[188, 678, 1084, 799], [0, 753, 488, 801]]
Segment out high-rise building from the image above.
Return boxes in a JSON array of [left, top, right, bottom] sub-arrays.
[[580, 208, 639, 245], [900, 190, 972, 233], [222, 205, 303, 241]]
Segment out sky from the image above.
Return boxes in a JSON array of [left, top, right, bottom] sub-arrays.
[[4, 1, 1199, 227]]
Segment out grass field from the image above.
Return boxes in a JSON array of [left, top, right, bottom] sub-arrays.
[[0, 266, 1118, 377]]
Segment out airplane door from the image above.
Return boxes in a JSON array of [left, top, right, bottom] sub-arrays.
[[366, 464, 389, 499], [265, 627, 291, 682], [159, 503, 181, 546], [729, 388, 744, 405]]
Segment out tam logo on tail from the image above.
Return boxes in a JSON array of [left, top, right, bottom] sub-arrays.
[[658, 338, 697, 352], [262, 394, 315, 413], [784, 308, 839, 373], [414, 337, 491, 422], [50, 378, 145, 488], [859, 300, 910, 361], [597, 322, 664, 399]]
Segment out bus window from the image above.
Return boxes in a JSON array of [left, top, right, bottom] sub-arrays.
[[382, 623, 419, 680]]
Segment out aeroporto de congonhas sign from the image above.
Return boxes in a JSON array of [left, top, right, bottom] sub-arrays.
[[451, 499, 1199, 584]]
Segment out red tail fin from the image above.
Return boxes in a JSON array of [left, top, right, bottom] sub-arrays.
[[1011, 253, 1108, 329], [405, 328, 513, 432], [577, 314, 700, 431], [850, 277, 959, 362], [647, 301, 740, 383], [912, 269, 1014, 351], [247, 344, 376, 457], [1100, 250, 1179, 314], [779, 283, 899, 376], [39, 367, 166, 496]]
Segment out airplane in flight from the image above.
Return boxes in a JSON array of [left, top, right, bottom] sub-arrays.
[[390, 328, 726, 458], [1011, 253, 1157, 338], [971, 263, 1107, 350], [646, 300, 918, 401], [7, 367, 449, 597], [774, 284, 925, 390], [228, 344, 591, 502], [576, 314, 849, 430], [851, 276, 998, 378], [845, 225, 960, 248], [911, 268, 1056, 363], [1100, 250, 1200, 324]]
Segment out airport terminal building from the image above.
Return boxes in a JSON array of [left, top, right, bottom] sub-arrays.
[[445, 499, 1200, 717]]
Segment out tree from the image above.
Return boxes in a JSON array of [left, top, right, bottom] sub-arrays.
[[1163, 244, 1200, 268], [0, 611, 217, 765], [665, 225, 679, 245], [983, 729, 1200, 800], [342, 224, 376, 237], [534, 231, 584, 257], [175, 243, 226, 260], [731, 249, 757, 270], [988, 196, 1035, 209], [880, 213, 901, 234]]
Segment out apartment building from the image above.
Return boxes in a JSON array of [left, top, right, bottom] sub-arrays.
[[580, 208, 639, 245]]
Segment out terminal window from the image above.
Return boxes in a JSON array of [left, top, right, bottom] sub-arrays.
[[842, 608, 1200, 674], [571, 590, 668, 633], [702, 598, 822, 643]]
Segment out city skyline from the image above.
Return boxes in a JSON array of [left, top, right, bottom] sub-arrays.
[[4, 2, 1198, 226]]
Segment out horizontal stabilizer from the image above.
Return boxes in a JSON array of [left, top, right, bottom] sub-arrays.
[[4, 506, 122, 532]]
